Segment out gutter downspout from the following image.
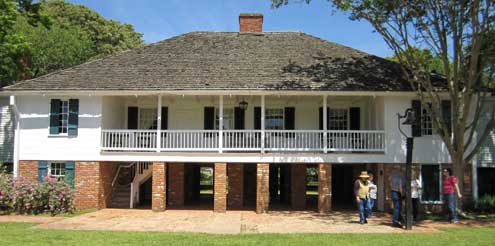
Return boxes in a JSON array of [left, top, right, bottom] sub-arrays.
[[9, 95, 20, 178]]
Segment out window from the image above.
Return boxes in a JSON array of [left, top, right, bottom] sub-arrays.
[[58, 100, 69, 133], [215, 108, 234, 130], [139, 108, 157, 130], [49, 162, 66, 180], [49, 99, 79, 136], [421, 105, 433, 135], [265, 108, 284, 130], [420, 164, 441, 202], [329, 108, 348, 130]]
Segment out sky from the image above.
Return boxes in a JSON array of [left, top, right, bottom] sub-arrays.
[[68, 0, 394, 58]]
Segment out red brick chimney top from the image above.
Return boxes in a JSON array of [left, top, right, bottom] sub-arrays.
[[239, 13, 263, 32]]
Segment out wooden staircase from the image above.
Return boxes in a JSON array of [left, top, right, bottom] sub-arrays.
[[109, 162, 152, 208]]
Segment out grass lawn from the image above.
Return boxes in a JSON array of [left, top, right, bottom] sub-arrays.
[[1, 222, 494, 246]]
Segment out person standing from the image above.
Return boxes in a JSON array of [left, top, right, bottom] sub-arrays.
[[367, 172, 377, 218], [354, 171, 370, 224], [390, 169, 405, 228], [411, 173, 422, 222], [442, 168, 462, 224]]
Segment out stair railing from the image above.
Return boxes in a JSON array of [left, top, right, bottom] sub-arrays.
[[111, 162, 137, 187], [130, 162, 152, 208]]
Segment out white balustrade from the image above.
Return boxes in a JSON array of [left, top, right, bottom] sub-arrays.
[[101, 129, 386, 153]]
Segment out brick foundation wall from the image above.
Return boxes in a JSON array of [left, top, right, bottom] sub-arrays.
[[214, 163, 227, 212], [227, 163, 243, 209], [318, 163, 332, 213], [98, 162, 118, 209], [291, 164, 306, 209], [152, 162, 167, 212], [75, 161, 101, 210], [256, 163, 270, 213], [18, 160, 38, 184], [168, 163, 184, 206]]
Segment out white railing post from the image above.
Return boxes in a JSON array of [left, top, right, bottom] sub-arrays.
[[261, 95, 265, 153], [156, 95, 162, 152], [130, 183, 134, 209], [219, 95, 223, 153], [323, 95, 328, 153]]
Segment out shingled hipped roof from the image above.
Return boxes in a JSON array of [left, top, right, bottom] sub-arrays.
[[4, 32, 414, 92]]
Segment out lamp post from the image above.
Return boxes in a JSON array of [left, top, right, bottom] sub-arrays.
[[397, 108, 416, 230]]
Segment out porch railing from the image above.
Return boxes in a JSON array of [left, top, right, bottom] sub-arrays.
[[101, 129, 386, 153]]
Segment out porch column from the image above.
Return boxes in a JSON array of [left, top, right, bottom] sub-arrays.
[[152, 162, 167, 212], [261, 95, 265, 153], [168, 163, 184, 206], [318, 163, 332, 213], [256, 163, 270, 213], [291, 164, 307, 210], [323, 95, 328, 153], [156, 95, 162, 152], [214, 163, 227, 212], [219, 95, 223, 153]]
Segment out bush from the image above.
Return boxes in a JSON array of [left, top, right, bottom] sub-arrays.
[[0, 173, 74, 215], [465, 195, 495, 214]]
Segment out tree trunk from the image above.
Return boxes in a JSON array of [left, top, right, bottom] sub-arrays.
[[452, 154, 465, 210]]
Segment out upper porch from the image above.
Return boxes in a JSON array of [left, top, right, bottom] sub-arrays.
[[100, 94, 386, 153]]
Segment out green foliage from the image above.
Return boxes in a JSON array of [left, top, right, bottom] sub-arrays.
[[43, 0, 144, 58], [14, 14, 95, 77], [466, 195, 495, 214], [387, 47, 446, 75], [0, 0, 144, 87]]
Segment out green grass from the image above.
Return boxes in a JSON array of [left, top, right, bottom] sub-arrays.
[[1, 222, 494, 246]]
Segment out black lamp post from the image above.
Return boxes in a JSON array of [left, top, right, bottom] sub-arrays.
[[397, 108, 416, 230]]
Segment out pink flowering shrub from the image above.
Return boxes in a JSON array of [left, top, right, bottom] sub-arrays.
[[0, 173, 74, 215]]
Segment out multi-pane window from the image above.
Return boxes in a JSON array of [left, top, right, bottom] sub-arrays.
[[329, 108, 348, 130], [49, 162, 66, 179], [215, 108, 234, 130], [58, 100, 69, 133], [139, 108, 157, 130], [421, 164, 441, 202], [265, 108, 284, 130], [422, 105, 433, 135]]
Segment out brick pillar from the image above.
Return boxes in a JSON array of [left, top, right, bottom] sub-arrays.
[[318, 163, 332, 213], [291, 164, 307, 210], [168, 163, 184, 206], [74, 161, 101, 210], [214, 163, 227, 212], [256, 163, 270, 214], [227, 163, 244, 208], [152, 162, 167, 212]]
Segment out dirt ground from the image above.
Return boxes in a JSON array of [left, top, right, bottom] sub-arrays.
[[2, 209, 490, 234]]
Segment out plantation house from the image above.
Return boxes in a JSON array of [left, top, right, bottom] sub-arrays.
[[0, 14, 485, 213]]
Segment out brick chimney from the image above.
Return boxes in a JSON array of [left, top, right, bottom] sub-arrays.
[[239, 13, 263, 32]]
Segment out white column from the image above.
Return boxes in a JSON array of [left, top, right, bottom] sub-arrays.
[[261, 95, 265, 153], [10, 95, 20, 178], [219, 95, 223, 153], [156, 95, 162, 152], [323, 95, 328, 153], [472, 158, 478, 201]]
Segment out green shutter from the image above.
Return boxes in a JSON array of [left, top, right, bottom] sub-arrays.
[[49, 99, 61, 135], [65, 161, 75, 189], [68, 99, 79, 136], [38, 161, 48, 183]]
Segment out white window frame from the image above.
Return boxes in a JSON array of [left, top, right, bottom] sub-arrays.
[[138, 107, 158, 130], [265, 108, 284, 130], [419, 164, 443, 204], [328, 108, 349, 130], [48, 162, 66, 180], [215, 108, 234, 130], [421, 104, 434, 136]]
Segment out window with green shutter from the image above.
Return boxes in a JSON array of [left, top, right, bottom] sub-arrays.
[[49, 99, 79, 136], [40, 161, 75, 189]]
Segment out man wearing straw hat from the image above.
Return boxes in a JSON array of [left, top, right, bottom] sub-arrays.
[[354, 171, 370, 224]]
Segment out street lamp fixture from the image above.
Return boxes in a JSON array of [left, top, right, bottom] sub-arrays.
[[397, 108, 416, 230]]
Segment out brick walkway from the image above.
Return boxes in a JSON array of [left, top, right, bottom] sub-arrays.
[[2, 209, 485, 234]]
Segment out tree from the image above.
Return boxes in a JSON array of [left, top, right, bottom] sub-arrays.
[[273, 0, 495, 198], [387, 47, 446, 75]]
